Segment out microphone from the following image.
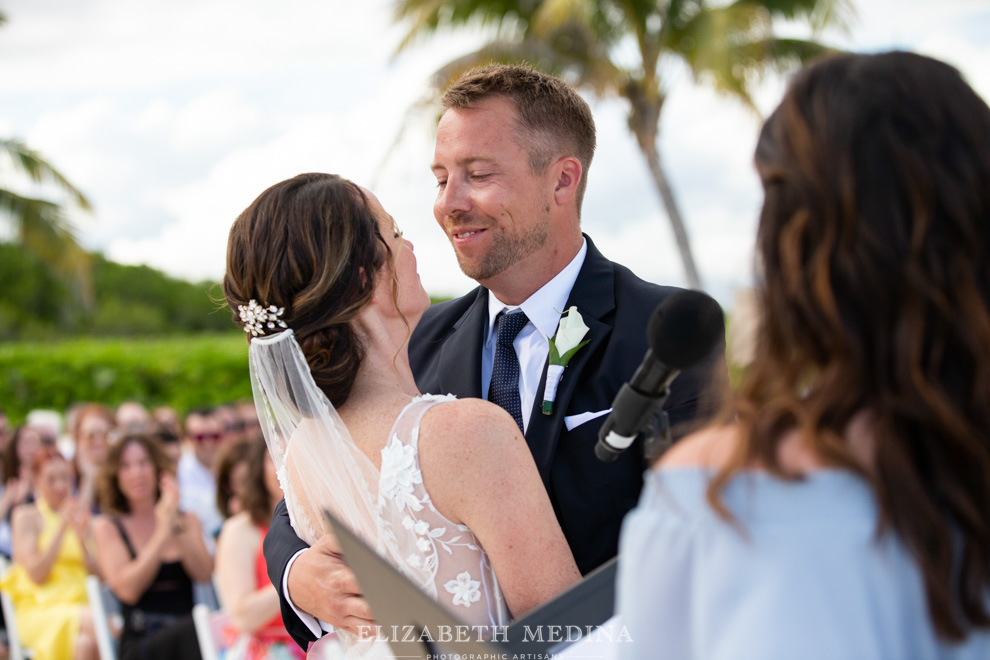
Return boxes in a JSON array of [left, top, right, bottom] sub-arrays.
[[595, 290, 723, 462]]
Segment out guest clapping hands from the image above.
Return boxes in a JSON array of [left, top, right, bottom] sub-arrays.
[[2, 447, 98, 659], [70, 403, 114, 513], [92, 434, 212, 660]]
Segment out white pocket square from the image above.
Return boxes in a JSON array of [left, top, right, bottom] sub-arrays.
[[564, 409, 611, 431]]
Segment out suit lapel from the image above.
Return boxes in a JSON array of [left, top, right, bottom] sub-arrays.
[[524, 237, 616, 484], [437, 288, 488, 399]]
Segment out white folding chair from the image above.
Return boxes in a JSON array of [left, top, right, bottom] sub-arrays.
[[85, 575, 118, 660], [192, 603, 230, 660], [0, 557, 33, 660]]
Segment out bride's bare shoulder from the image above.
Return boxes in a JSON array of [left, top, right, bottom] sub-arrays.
[[421, 397, 518, 441], [416, 397, 535, 525], [417, 397, 526, 467]]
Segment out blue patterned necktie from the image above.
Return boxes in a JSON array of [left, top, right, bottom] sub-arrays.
[[488, 309, 529, 433]]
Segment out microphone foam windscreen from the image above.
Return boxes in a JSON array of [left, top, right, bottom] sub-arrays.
[[647, 290, 724, 370]]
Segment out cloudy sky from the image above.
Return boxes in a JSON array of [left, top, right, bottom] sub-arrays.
[[1, 0, 988, 310]]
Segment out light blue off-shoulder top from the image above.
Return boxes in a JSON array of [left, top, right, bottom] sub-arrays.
[[616, 467, 990, 660]]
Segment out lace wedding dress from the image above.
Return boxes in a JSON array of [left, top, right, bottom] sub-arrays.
[[248, 330, 509, 659]]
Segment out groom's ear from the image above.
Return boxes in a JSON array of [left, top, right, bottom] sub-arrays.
[[552, 156, 582, 207]]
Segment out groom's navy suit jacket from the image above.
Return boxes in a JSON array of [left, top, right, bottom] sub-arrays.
[[265, 236, 725, 648]]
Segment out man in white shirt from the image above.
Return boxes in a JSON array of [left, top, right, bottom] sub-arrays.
[[176, 407, 225, 553]]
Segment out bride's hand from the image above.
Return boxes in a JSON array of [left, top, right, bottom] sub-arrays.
[[287, 532, 375, 636]]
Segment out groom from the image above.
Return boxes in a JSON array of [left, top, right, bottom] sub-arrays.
[[265, 64, 726, 647]]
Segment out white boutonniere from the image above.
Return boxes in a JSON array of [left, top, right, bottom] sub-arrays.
[[542, 306, 590, 415]]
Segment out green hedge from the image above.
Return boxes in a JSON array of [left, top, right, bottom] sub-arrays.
[[0, 333, 252, 423]]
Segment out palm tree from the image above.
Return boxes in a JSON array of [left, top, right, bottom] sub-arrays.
[[393, 0, 853, 290], [1, 139, 94, 303]]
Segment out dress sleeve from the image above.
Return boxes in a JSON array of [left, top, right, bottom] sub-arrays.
[[615, 468, 946, 660], [616, 469, 698, 660]]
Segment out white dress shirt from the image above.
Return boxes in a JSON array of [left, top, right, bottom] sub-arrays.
[[482, 238, 588, 433], [176, 450, 221, 555]]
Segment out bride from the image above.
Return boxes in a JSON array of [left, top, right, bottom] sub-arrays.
[[223, 172, 580, 656]]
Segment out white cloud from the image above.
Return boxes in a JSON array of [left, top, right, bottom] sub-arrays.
[[171, 89, 262, 153], [27, 98, 119, 177], [0, 0, 400, 92], [131, 99, 175, 135], [103, 65, 443, 282]]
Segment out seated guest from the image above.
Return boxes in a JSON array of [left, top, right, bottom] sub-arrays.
[[2, 425, 44, 505], [151, 406, 181, 441], [177, 407, 224, 550], [214, 437, 302, 659], [617, 51, 990, 659], [115, 402, 152, 433], [3, 447, 98, 659], [215, 439, 251, 520], [92, 434, 213, 660], [234, 399, 261, 441], [70, 403, 115, 512], [152, 424, 183, 473], [0, 425, 45, 555]]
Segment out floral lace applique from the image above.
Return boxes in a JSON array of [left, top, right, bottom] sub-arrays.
[[379, 436, 424, 512], [445, 572, 482, 607], [377, 395, 502, 617]]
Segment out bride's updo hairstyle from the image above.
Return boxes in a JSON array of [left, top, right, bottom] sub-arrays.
[[224, 172, 392, 407], [713, 52, 990, 641]]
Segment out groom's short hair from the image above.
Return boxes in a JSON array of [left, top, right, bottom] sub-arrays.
[[440, 63, 597, 211]]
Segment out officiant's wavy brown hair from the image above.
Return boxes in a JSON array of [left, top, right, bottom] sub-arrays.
[[713, 51, 990, 641], [224, 173, 395, 406]]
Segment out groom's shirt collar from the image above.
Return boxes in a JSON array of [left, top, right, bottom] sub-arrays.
[[481, 238, 588, 431], [485, 237, 589, 342]]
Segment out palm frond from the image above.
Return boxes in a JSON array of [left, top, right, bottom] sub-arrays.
[[531, 0, 591, 36], [0, 188, 93, 302], [0, 188, 81, 254], [0, 139, 92, 211], [730, 0, 856, 35], [423, 36, 621, 98], [673, 2, 841, 112], [393, 0, 534, 53]]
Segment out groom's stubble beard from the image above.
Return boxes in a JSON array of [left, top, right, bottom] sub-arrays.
[[446, 209, 551, 282]]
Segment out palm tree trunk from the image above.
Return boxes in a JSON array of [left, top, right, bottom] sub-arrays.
[[638, 140, 703, 291]]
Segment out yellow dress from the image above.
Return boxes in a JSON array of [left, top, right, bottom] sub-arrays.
[[0, 499, 89, 660]]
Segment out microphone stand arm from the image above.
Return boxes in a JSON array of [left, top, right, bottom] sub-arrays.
[[642, 387, 672, 464]]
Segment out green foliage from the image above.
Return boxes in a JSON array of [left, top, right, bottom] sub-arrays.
[[0, 242, 77, 338], [0, 243, 235, 339], [87, 254, 234, 335], [0, 333, 252, 423]]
